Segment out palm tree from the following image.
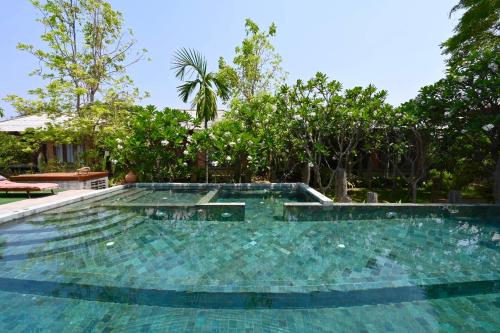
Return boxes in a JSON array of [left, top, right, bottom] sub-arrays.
[[172, 48, 230, 183]]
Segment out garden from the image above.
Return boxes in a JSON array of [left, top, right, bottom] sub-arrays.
[[1, 0, 498, 204]]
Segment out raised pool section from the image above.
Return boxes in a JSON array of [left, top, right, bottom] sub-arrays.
[[0, 183, 498, 332]]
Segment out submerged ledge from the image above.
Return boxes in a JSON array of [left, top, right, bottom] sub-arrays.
[[0, 276, 497, 309]]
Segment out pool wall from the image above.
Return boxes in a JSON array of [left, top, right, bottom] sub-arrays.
[[1, 182, 499, 224], [283, 202, 500, 221]]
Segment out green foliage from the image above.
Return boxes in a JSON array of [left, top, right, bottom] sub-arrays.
[[172, 48, 230, 125], [106, 105, 195, 182], [0, 132, 40, 175], [219, 19, 286, 102], [442, 0, 499, 59], [272, 72, 391, 192], [5, 0, 146, 117]]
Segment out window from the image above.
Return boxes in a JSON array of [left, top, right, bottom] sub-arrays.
[[55, 144, 63, 163], [66, 144, 74, 163]]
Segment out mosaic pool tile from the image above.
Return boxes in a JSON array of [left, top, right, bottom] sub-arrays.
[[0, 186, 498, 332]]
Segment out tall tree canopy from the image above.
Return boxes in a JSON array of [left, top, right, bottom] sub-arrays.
[[5, 0, 146, 117], [218, 19, 286, 102], [442, 0, 499, 59]]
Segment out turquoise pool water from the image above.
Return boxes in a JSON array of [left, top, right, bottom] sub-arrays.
[[0, 186, 498, 332]]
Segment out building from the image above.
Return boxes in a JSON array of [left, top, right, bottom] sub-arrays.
[[0, 114, 82, 169]]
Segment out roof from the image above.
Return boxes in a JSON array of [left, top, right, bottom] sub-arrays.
[[0, 114, 67, 133], [0, 110, 227, 133]]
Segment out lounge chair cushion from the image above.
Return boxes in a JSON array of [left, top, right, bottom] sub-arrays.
[[0, 175, 6, 181], [0, 180, 59, 192]]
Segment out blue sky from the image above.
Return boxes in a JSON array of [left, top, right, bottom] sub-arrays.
[[0, 0, 459, 119]]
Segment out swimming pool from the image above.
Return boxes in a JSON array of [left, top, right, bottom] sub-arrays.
[[0, 183, 498, 332]]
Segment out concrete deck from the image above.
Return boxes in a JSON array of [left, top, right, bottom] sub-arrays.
[[0, 190, 93, 220]]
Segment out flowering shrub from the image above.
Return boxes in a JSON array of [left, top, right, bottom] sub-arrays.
[[106, 105, 197, 181]]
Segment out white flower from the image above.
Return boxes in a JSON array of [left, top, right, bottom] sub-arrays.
[[182, 162, 188, 166], [237, 138, 241, 143], [226, 156, 231, 161], [111, 159, 118, 164], [293, 115, 302, 121], [183, 150, 189, 155], [115, 138, 122, 143], [247, 156, 253, 160], [444, 111, 451, 117], [224, 131, 231, 137], [308, 162, 314, 167], [229, 141, 236, 146], [117, 144, 123, 150], [211, 161, 219, 167], [482, 124, 494, 132], [161, 140, 169, 146], [209, 133, 216, 140], [187, 136, 193, 143], [310, 112, 316, 117]]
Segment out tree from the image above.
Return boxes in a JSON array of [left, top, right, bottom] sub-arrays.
[[5, 0, 146, 117], [172, 48, 230, 182], [274, 73, 390, 198], [442, 0, 499, 60], [3, 0, 147, 169], [389, 101, 435, 203], [219, 19, 286, 102]]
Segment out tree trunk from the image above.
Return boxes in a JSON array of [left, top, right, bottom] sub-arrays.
[[410, 181, 417, 203], [448, 190, 462, 204], [301, 163, 311, 185], [391, 158, 397, 190], [494, 156, 500, 204], [367, 191, 378, 203], [335, 168, 351, 202], [367, 153, 373, 189], [205, 119, 209, 183]]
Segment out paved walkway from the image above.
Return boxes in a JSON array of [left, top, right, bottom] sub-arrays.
[[0, 190, 94, 221]]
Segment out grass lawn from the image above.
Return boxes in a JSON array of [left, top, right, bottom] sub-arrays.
[[0, 191, 61, 205]]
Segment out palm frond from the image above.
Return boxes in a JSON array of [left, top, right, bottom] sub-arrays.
[[192, 84, 217, 122], [171, 48, 207, 80], [210, 73, 231, 101], [176, 80, 200, 103]]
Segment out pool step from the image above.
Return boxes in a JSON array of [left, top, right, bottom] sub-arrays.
[[0, 215, 146, 261], [30, 205, 111, 223], [2, 209, 122, 234], [104, 188, 149, 203], [116, 189, 150, 203], [0, 211, 134, 246], [42, 188, 132, 215]]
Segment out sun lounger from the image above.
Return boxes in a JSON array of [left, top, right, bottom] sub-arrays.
[[0, 175, 59, 198]]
